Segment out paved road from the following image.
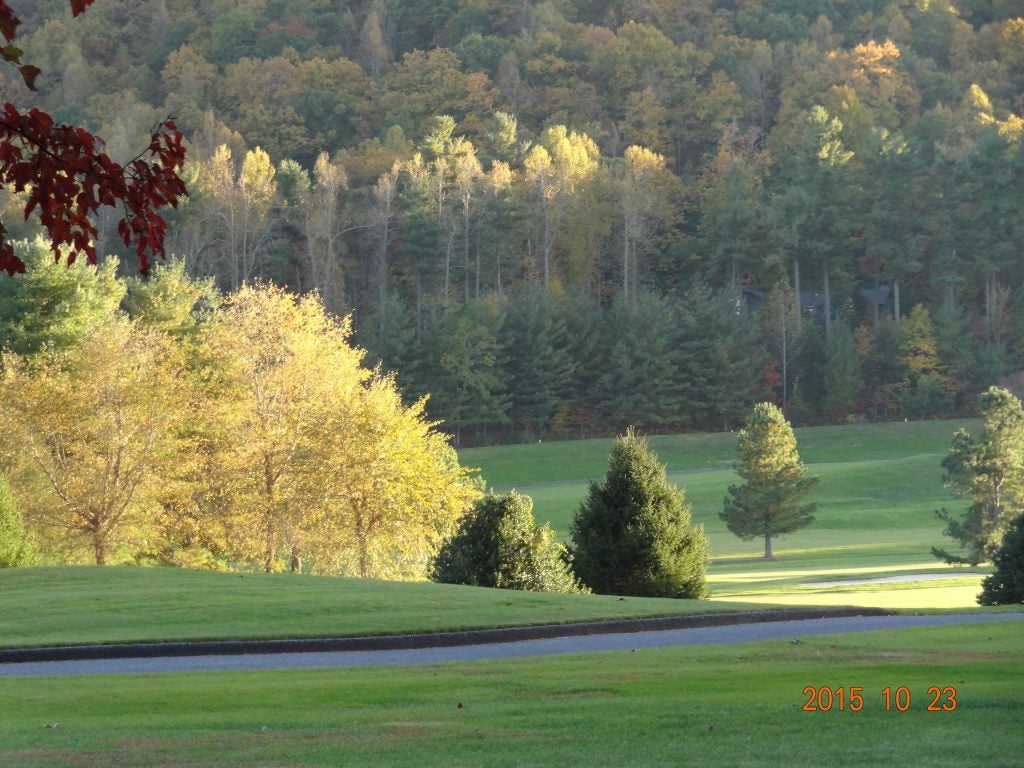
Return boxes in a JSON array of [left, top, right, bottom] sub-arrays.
[[3, 613, 1020, 678]]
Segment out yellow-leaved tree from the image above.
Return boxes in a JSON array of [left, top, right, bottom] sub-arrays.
[[197, 283, 479, 576], [0, 319, 189, 565], [311, 372, 480, 578]]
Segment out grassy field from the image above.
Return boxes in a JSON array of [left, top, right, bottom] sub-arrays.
[[0, 566, 764, 650], [462, 419, 992, 610], [1, 621, 1020, 767]]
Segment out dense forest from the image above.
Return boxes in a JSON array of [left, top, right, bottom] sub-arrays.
[[3, 0, 1024, 444]]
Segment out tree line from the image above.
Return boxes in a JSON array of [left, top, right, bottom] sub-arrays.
[[4, 2, 1024, 443]]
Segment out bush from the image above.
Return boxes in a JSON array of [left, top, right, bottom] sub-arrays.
[[978, 513, 1024, 605], [431, 491, 585, 593], [570, 429, 709, 598]]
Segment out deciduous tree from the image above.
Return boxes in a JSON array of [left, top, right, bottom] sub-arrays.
[[0, 318, 189, 565]]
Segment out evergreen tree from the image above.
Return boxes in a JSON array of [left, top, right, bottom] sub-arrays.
[[978, 512, 1024, 605], [935, 387, 1024, 565], [123, 259, 221, 340], [721, 402, 819, 559], [570, 429, 709, 598], [0, 476, 33, 568], [822, 320, 863, 420], [500, 290, 575, 439], [595, 292, 682, 433], [0, 238, 125, 356], [431, 491, 584, 593], [417, 299, 508, 445], [675, 283, 765, 432]]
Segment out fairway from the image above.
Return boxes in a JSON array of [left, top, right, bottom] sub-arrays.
[[1, 622, 1020, 767], [461, 419, 991, 609]]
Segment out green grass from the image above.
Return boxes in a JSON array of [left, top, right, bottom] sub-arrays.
[[461, 419, 994, 610], [1, 622, 1020, 767], [0, 566, 765, 650], [460, 419, 980, 487]]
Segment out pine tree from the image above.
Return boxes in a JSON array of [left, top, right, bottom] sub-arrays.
[[570, 429, 709, 598], [935, 387, 1024, 565], [721, 402, 819, 559], [822, 320, 863, 420]]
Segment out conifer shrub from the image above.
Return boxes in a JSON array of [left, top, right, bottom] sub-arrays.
[[431, 491, 585, 593]]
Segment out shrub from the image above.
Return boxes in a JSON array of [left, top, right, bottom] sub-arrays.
[[431, 491, 585, 593]]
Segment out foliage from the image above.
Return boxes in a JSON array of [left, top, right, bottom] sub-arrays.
[[0, 474, 33, 567], [935, 386, 1024, 565], [431, 491, 585, 593], [0, 0, 186, 275], [570, 429, 709, 598], [194, 282, 479, 577], [0, 237, 124, 355], [123, 257, 221, 339], [0, 318, 189, 565], [5, 0, 1024, 444], [721, 402, 819, 559], [978, 512, 1024, 605]]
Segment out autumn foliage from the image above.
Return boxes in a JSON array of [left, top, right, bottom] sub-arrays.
[[0, 0, 187, 275]]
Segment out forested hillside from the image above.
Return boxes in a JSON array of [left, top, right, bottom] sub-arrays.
[[4, 0, 1024, 444]]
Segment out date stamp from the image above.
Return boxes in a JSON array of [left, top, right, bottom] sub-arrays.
[[802, 686, 958, 712]]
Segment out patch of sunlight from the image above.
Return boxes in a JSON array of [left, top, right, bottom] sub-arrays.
[[711, 583, 984, 610], [707, 561, 976, 583]]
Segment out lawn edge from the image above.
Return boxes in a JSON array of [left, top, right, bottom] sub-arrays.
[[0, 607, 892, 663]]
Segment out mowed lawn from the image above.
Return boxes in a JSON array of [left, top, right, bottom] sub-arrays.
[[462, 419, 992, 609], [1, 622, 1020, 767], [0, 566, 763, 650]]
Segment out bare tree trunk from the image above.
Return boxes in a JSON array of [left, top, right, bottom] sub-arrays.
[[764, 532, 773, 559], [793, 257, 802, 336], [893, 277, 901, 330], [822, 256, 831, 338]]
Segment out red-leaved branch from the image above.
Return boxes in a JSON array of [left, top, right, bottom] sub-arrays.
[[0, 0, 188, 275]]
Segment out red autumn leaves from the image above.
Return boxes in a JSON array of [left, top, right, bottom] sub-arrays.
[[0, 0, 187, 275]]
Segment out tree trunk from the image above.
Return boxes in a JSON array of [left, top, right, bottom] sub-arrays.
[[623, 218, 630, 301], [93, 531, 107, 566], [822, 256, 831, 339], [793, 257, 802, 336], [289, 543, 301, 574], [355, 508, 369, 579], [764, 532, 773, 559], [893, 277, 901, 330], [263, 522, 276, 573]]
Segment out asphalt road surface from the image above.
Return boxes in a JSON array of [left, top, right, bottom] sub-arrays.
[[2, 613, 1020, 677]]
